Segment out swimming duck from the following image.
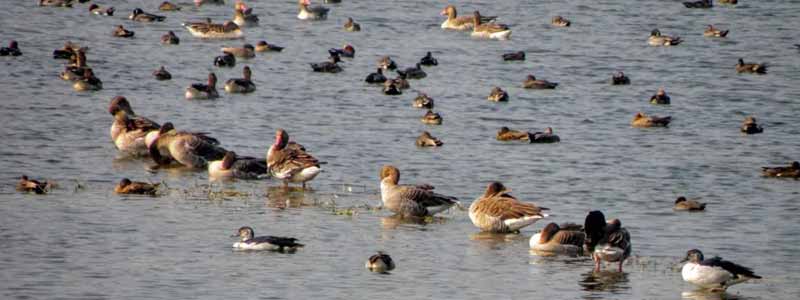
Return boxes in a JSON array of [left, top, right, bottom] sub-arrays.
[[487, 87, 509, 102], [530, 223, 585, 255], [297, 0, 329, 20], [161, 31, 180, 44], [0, 41, 22, 56], [233, 1, 259, 27], [674, 197, 706, 211], [147, 122, 227, 168], [153, 66, 172, 80], [531, 127, 561, 143], [266, 129, 322, 188], [611, 71, 630, 85], [113, 25, 135, 38], [397, 63, 426, 79], [648, 29, 682, 46], [736, 58, 767, 74], [109, 96, 161, 156], [502, 51, 525, 61], [650, 88, 670, 104], [704, 25, 729, 37], [17, 175, 50, 194], [365, 68, 387, 84], [379, 165, 459, 218], [412, 93, 434, 108], [53, 41, 80, 60], [683, 0, 712, 8], [88, 4, 114, 16], [383, 81, 402, 95], [741, 116, 763, 134], [523, 74, 558, 89], [421, 110, 442, 125], [378, 56, 397, 70], [390, 72, 410, 89], [471, 11, 512, 40], [73, 68, 103, 91], [183, 19, 243, 39], [761, 161, 800, 178], [159, 1, 181, 11], [214, 52, 236, 67], [255, 41, 283, 52], [232, 226, 304, 251], [469, 182, 549, 233], [310, 53, 342, 73], [416, 131, 443, 147], [440, 5, 496, 30], [419, 52, 438, 66], [344, 17, 361, 31], [38, 0, 73, 7], [224, 65, 256, 93], [496, 127, 530, 141], [208, 151, 268, 180], [366, 252, 395, 273], [631, 112, 671, 128], [129, 8, 166, 22], [222, 44, 255, 58], [186, 73, 219, 100], [329, 45, 355, 58], [718, 0, 737, 4], [681, 249, 761, 291], [584, 211, 632, 272], [551, 16, 571, 27], [115, 178, 159, 195]]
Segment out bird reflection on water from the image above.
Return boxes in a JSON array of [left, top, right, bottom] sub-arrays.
[[579, 270, 630, 293]]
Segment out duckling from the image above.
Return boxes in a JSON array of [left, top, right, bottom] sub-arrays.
[[0, 41, 22, 56], [397, 63, 426, 79], [17, 175, 51, 194], [366, 252, 396, 273], [153, 66, 172, 81], [736, 58, 767, 74], [221, 44, 255, 58], [551, 16, 571, 27], [523, 74, 558, 89], [419, 51, 438, 66], [310, 53, 342, 73], [531, 127, 560, 143], [329, 44, 355, 58], [38, 0, 73, 7], [762, 161, 800, 178], [161, 31, 180, 45], [421, 110, 442, 125], [73, 68, 103, 91], [496, 127, 530, 141], [674, 197, 706, 211], [232, 226, 304, 251], [650, 88, 670, 105], [114, 178, 159, 195], [412, 93, 434, 108], [740, 116, 763, 134], [214, 52, 236, 67], [683, 0, 712, 8], [487, 87, 509, 102], [344, 17, 361, 31], [129, 8, 166, 22], [113, 25, 135, 38], [186, 73, 219, 100], [255, 41, 283, 52], [225, 65, 256, 93], [611, 71, 630, 85], [383, 81, 401, 95], [159, 1, 181, 11], [208, 151, 268, 180], [502, 51, 525, 61], [365, 68, 387, 84], [648, 29, 682, 46], [704, 25, 729, 37], [631, 112, 671, 128], [378, 56, 397, 70], [416, 131, 443, 147], [88, 4, 114, 16]]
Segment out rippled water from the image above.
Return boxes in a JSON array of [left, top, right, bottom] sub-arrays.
[[1, 0, 799, 299]]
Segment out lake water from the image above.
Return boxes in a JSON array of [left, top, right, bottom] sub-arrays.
[[1, 0, 799, 299]]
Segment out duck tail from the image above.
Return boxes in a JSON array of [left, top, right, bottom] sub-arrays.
[[719, 30, 729, 37]]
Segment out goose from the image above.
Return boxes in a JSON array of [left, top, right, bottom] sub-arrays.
[[502, 51, 524, 61], [344, 17, 361, 31], [631, 112, 671, 128], [412, 93, 434, 108], [416, 131, 443, 147], [17, 175, 51, 194], [114, 178, 159, 195], [471, 11, 511, 40], [378, 165, 459, 218], [297, 0, 329, 20], [214, 52, 236, 67], [186, 73, 219, 99], [683, 0, 712, 8], [704, 25, 729, 37], [530, 223, 585, 255], [88, 4, 114, 16], [551, 16, 571, 27], [310, 53, 342, 73], [266, 129, 322, 188], [221, 44, 255, 58], [674, 197, 706, 211], [681, 249, 761, 291], [366, 252, 395, 273], [761, 161, 800, 178], [612, 71, 630, 85], [255, 41, 283, 52], [208, 151, 267, 180], [183, 19, 243, 39], [365, 68, 387, 84], [650, 88, 670, 105], [531, 127, 560, 143], [113, 25, 135, 38], [73, 69, 103, 91], [648, 29, 682, 46], [109, 96, 161, 156], [584, 211, 632, 272], [397, 63, 426, 79], [736, 58, 767, 74], [440, 5, 496, 30], [496, 127, 530, 141], [487, 87, 509, 102], [523, 74, 558, 89], [159, 1, 181, 11], [129, 8, 165, 22], [420, 110, 442, 125], [146, 122, 227, 169], [153, 66, 172, 80], [469, 182, 549, 233], [740, 116, 763, 134], [161, 31, 180, 44], [0, 41, 22, 56], [232, 226, 304, 251], [224, 66, 256, 93], [419, 52, 438, 66]]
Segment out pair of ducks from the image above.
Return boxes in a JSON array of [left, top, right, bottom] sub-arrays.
[[58, 47, 102, 91], [185, 67, 256, 100], [439, 5, 511, 40], [496, 127, 561, 143]]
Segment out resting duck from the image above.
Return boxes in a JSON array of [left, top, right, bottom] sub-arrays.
[[736, 58, 767, 74], [53, 41, 80, 59], [161, 31, 180, 44], [523, 74, 558, 89], [487, 87, 509, 102], [233, 1, 259, 27], [222, 44, 255, 58], [38, 0, 73, 7], [329, 45, 355, 58], [60, 48, 89, 81], [704, 25, 729, 37], [648, 29, 682, 46], [631, 112, 671, 128], [378, 56, 397, 70], [266, 129, 322, 188], [584, 211, 632, 272], [365, 68, 387, 84], [440, 5, 496, 30], [89, 4, 114, 16], [344, 17, 361, 31], [73, 68, 103, 91], [129, 8, 166, 22], [383, 81, 401, 95], [761, 161, 800, 178], [530, 223, 585, 256], [0, 41, 22, 56], [109, 96, 160, 156], [469, 182, 549, 233], [183, 19, 243, 39], [471, 11, 512, 40], [186, 73, 219, 99], [611, 71, 630, 85], [208, 151, 267, 180], [421, 110, 442, 125], [366, 252, 395, 273], [419, 52, 438, 66], [225, 65, 256, 93], [681, 249, 761, 292], [412, 93, 434, 108], [147, 122, 227, 168], [740, 116, 763, 134], [113, 25, 135, 38], [297, 0, 329, 20], [531, 127, 560, 143], [255, 41, 283, 52], [683, 0, 712, 8], [551, 16, 571, 27], [650, 88, 670, 104], [502, 51, 524, 61], [232, 226, 304, 251], [416, 131, 442, 147], [17, 175, 51, 194], [378, 165, 459, 218], [310, 53, 342, 73], [159, 1, 181, 11], [115, 178, 159, 195], [153, 66, 172, 80], [674, 197, 706, 211], [397, 63, 426, 79], [496, 127, 530, 141], [214, 52, 236, 67]]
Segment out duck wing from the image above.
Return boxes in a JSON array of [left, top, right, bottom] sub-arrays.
[[395, 184, 457, 208], [250, 236, 304, 248], [477, 194, 548, 220], [603, 227, 631, 251], [551, 229, 586, 246], [702, 257, 761, 279]]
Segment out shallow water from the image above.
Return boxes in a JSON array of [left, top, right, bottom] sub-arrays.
[[1, 0, 799, 299]]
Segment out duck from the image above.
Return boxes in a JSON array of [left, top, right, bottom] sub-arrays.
[[420, 110, 442, 125], [183, 19, 243, 39], [17, 175, 50, 194], [195, 0, 225, 6], [419, 52, 438, 66], [60, 48, 89, 81], [631, 112, 671, 128], [159, 1, 181, 11], [471, 11, 512, 40], [496, 127, 530, 141], [161, 31, 180, 45], [530, 223, 586, 255], [186, 73, 219, 100], [378, 56, 397, 70], [650, 88, 671, 104], [704, 25, 729, 37], [469, 182, 549, 233], [397, 63, 426, 79], [681, 249, 761, 291], [233, 1, 259, 27], [412, 93, 434, 108], [531, 127, 561, 143], [718, 0, 737, 4], [344, 17, 361, 31], [502, 51, 525, 61], [740, 116, 763, 134], [487, 87, 509, 102], [222, 44, 255, 58], [366, 252, 395, 273], [113, 25, 135, 38], [129, 8, 166, 22], [214, 52, 236, 67], [683, 0, 712, 8], [383, 81, 401, 95], [73, 69, 103, 91], [208, 151, 268, 180], [310, 53, 342, 73], [109, 96, 161, 156], [584, 211, 632, 272], [611, 71, 630, 85], [761, 161, 800, 178], [152, 66, 172, 80], [38, 0, 73, 7], [232, 226, 304, 251], [674, 197, 706, 211], [88, 4, 114, 16], [390, 72, 410, 89], [114, 178, 159, 195], [146, 122, 227, 168], [53, 41, 80, 60], [329, 45, 355, 58], [736, 58, 767, 74], [266, 129, 322, 188], [297, 0, 329, 20], [648, 29, 682, 46], [551, 16, 571, 27], [255, 41, 283, 52], [416, 131, 443, 147], [365, 68, 387, 84], [523, 74, 558, 89], [378, 165, 459, 218], [440, 5, 496, 30], [224, 65, 256, 93], [0, 41, 22, 56]]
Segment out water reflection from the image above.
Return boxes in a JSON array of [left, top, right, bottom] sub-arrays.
[[579, 270, 630, 293], [380, 214, 447, 230], [468, 231, 528, 250], [265, 186, 311, 208], [681, 290, 743, 300]]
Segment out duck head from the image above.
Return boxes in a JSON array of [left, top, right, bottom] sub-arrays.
[[633, 112, 645, 121], [499, 126, 510, 134], [674, 196, 687, 204], [130, 8, 144, 18], [584, 210, 607, 251], [234, 0, 248, 12], [420, 131, 433, 139], [207, 72, 217, 87], [682, 249, 704, 263], [234, 226, 255, 241], [299, 0, 310, 8], [483, 181, 510, 198], [242, 66, 252, 80], [473, 11, 483, 26], [743, 116, 756, 124], [345, 17, 353, 26], [221, 151, 237, 170], [526, 74, 537, 81], [440, 5, 456, 17], [545, 127, 554, 135], [243, 43, 255, 51], [379, 165, 400, 185], [118, 178, 132, 188], [272, 128, 290, 151], [257, 41, 268, 47], [792, 161, 800, 169], [329, 53, 341, 63], [343, 44, 355, 53], [657, 88, 666, 96], [651, 29, 661, 37], [606, 218, 622, 232], [539, 222, 561, 243], [109, 96, 135, 116], [737, 58, 745, 65]]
